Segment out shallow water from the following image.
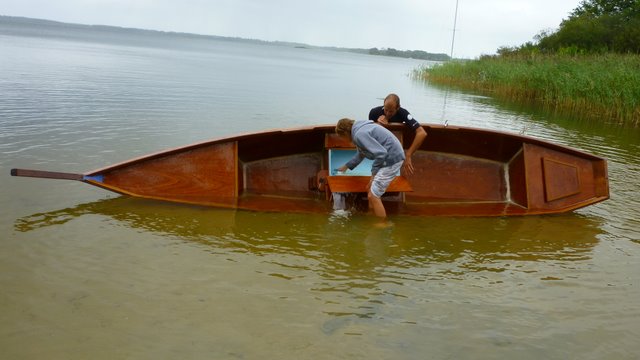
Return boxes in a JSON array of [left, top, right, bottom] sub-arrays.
[[1, 22, 639, 359]]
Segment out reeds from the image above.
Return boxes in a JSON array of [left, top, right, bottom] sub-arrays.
[[416, 54, 640, 126]]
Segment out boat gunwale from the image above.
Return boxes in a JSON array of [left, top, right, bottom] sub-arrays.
[[84, 123, 608, 177]]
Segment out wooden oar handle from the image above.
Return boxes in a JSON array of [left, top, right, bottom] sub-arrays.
[[10, 168, 84, 181]]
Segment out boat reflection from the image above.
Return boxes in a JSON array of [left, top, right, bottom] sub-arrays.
[[15, 196, 603, 273], [15, 197, 604, 325]]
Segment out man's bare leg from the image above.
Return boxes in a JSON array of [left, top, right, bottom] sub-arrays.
[[368, 191, 387, 218]]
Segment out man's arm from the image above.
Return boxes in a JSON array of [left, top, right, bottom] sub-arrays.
[[403, 127, 427, 175], [339, 151, 365, 172], [369, 106, 387, 124]]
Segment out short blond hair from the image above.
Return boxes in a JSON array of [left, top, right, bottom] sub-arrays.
[[335, 118, 355, 137]]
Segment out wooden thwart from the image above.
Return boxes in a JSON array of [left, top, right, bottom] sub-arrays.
[[326, 175, 413, 193]]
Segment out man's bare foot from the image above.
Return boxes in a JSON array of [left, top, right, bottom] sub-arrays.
[[372, 220, 393, 229]]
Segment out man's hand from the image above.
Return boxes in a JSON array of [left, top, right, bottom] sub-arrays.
[[402, 155, 415, 175], [377, 115, 388, 125], [402, 127, 427, 176]]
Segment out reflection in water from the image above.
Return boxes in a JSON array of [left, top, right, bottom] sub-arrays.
[[14, 191, 605, 338], [16, 196, 603, 278]]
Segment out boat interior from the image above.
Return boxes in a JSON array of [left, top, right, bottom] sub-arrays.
[[231, 125, 608, 216]]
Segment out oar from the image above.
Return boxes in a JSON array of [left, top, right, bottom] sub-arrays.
[[11, 168, 84, 181]]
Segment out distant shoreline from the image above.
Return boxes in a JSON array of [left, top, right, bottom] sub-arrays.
[[0, 15, 449, 61]]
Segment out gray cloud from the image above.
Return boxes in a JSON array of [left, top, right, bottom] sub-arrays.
[[1, 0, 580, 58]]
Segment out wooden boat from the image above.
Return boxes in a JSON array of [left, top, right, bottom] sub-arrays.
[[11, 124, 609, 216]]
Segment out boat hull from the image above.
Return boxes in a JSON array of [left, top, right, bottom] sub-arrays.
[[12, 124, 609, 216]]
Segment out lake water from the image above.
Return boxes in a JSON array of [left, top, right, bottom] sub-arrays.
[[1, 21, 639, 359]]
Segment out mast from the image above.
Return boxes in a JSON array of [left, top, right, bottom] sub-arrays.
[[450, 0, 459, 59]]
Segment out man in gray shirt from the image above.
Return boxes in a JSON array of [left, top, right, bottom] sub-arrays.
[[335, 118, 405, 219]]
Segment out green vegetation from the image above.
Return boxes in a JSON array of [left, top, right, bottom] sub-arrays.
[[418, 0, 640, 126], [420, 54, 640, 125], [500, 0, 639, 56]]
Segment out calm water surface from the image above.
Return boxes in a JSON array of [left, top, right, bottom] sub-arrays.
[[1, 24, 639, 359]]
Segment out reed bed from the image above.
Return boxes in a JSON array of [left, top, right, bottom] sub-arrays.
[[417, 54, 640, 126]]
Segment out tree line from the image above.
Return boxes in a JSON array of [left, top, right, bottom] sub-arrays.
[[499, 0, 640, 56], [367, 47, 450, 61]]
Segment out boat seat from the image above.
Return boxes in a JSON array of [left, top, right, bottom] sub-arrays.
[[326, 175, 412, 193]]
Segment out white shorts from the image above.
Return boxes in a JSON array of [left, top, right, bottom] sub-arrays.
[[370, 161, 403, 198]]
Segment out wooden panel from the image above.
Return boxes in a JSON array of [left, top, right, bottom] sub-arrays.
[[523, 143, 597, 211], [244, 153, 321, 195], [237, 193, 332, 213], [542, 158, 580, 201], [325, 133, 354, 149], [422, 126, 524, 162], [101, 142, 237, 205], [592, 159, 609, 198], [406, 151, 506, 201], [239, 131, 325, 162], [327, 176, 413, 193]]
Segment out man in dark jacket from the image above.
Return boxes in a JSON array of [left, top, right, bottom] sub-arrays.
[[369, 93, 427, 175]]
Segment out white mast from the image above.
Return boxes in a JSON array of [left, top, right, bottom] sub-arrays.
[[450, 0, 459, 59]]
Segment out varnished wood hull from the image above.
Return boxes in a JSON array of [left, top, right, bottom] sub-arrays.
[[12, 124, 609, 216]]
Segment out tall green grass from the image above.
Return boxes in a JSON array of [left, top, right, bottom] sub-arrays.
[[417, 54, 640, 126]]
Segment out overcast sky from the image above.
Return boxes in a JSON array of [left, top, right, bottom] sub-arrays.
[[2, 0, 581, 58]]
